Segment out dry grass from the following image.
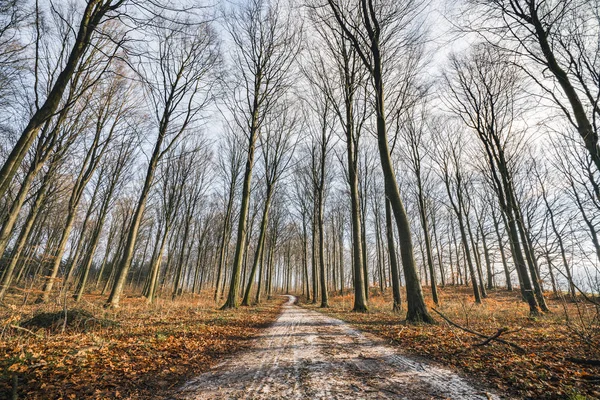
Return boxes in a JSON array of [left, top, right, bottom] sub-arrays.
[[0, 291, 285, 399], [304, 286, 600, 400]]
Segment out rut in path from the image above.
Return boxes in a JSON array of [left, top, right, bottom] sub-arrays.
[[175, 295, 501, 400]]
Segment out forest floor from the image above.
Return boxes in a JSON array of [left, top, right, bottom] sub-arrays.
[[0, 291, 284, 399], [309, 286, 600, 400], [177, 295, 498, 400], [2, 288, 598, 399]]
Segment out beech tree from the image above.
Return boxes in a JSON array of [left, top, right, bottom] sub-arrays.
[[306, 90, 335, 308], [213, 128, 244, 302], [443, 45, 546, 314], [401, 107, 439, 305], [241, 102, 298, 306], [0, 0, 127, 201], [105, 18, 220, 308], [73, 132, 137, 302], [434, 124, 483, 303], [220, 0, 301, 309], [2, 0, 599, 330], [468, 0, 600, 181], [38, 71, 131, 303], [305, 8, 370, 311], [323, 0, 433, 322]]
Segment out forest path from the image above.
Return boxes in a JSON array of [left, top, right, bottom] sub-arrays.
[[175, 295, 499, 399]]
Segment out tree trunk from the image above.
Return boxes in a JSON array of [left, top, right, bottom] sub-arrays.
[[214, 183, 235, 302], [466, 217, 487, 299], [105, 133, 164, 308], [491, 209, 512, 291], [416, 176, 438, 304], [0, 163, 54, 300], [385, 198, 402, 312], [345, 110, 367, 311], [221, 107, 260, 309], [317, 173, 328, 308], [242, 187, 273, 306], [373, 78, 431, 322]]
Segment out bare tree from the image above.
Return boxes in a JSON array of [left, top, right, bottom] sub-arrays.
[[305, 8, 370, 311], [73, 132, 137, 301], [323, 0, 433, 322], [171, 142, 213, 300], [105, 18, 220, 308], [434, 124, 482, 303], [241, 101, 298, 305], [305, 89, 336, 308], [220, 0, 301, 309], [468, 0, 600, 181], [213, 128, 244, 302], [401, 106, 439, 305], [443, 45, 546, 313], [0, 0, 127, 200], [37, 71, 130, 303]]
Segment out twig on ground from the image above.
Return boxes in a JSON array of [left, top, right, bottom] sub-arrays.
[[474, 328, 508, 347], [431, 308, 525, 353], [9, 324, 44, 338]]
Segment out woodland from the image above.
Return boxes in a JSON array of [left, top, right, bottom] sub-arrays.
[[0, 0, 599, 399]]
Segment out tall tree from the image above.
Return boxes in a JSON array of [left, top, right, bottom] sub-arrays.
[[213, 128, 244, 302], [0, 0, 126, 200], [306, 10, 370, 311], [402, 107, 439, 305], [241, 103, 297, 305], [324, 0, 433, 322], [38, 73, 128, 303], [470, 0, 600, 178], [443, 46, 545, 313], [105, 19, 220, 308], [220, 0, 301, 309], [435, 126, 482, 304], [73, 132, 137, 301]]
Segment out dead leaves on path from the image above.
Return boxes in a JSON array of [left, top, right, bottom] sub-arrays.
[[0, 294, 284, 399]]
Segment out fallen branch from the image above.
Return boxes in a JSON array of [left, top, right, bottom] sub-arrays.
[[432, 308, 525, 353], [474, 327, 508, 347], [10, 324, 44, 339], [567, 357, 600, 367]]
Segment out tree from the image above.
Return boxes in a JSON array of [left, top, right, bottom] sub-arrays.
[[213, 128, 244, 302], [0, 0, 127, 200], [0, 0, 27, 112], [105, 19, 220, 308], [469, 0, 600, 181], [443, 45, 545, 314], [324, 0, 433, 322], [73, 132, 137, 302], [171, 142, 213, 300], [402, 106, 439, 305], [305, 9, 369, 311], [241, 102, 297, 306], [220, 0, 301, 309], [38, 72, 128, 303], [434, 124, 483, 304], [305, 90, 335, 308]]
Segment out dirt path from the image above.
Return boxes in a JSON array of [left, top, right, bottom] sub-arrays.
[[176, 296, 500, 399]]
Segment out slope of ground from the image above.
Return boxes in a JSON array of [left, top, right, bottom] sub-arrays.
[[0, 293, 284, 399], [308, 286, 600, 400]]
